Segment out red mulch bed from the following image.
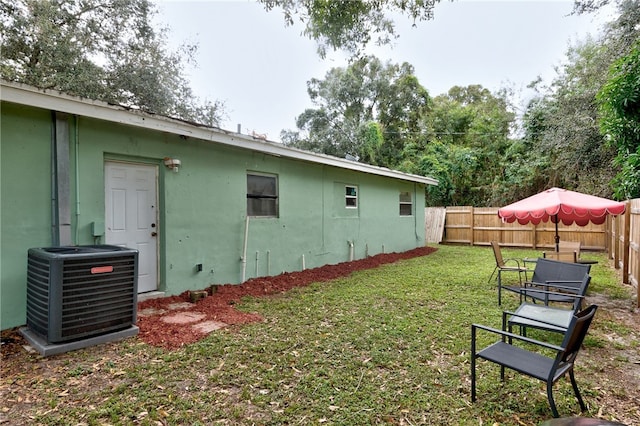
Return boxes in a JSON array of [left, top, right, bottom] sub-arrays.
[[137, 246, 437, 349]]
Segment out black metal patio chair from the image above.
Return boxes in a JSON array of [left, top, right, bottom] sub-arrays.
[[471, 304, 598, 418], [520, 258, 591, 307]]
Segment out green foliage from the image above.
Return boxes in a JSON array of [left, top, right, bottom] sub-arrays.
[[514, 0, 640, 201], [266, 0, 639, 206], [359, 121, 384, 164], [0, 0, 223, 126], [407, 85, 516, 206], [284, 54, 519, 206], [518, 38, 619, 198], [283, 55, 431, 167], [598, 41, 640, 199], [260, 0, 440, 57]]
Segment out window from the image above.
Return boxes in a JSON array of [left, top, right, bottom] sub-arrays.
[[247, 173, 278, 217], [399, 191, 413, 216], [345, 185, 358, 208]]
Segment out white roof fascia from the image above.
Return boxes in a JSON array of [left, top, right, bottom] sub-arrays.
[[1, 81, 438, 186]]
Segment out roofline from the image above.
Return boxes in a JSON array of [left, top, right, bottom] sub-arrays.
[[0, 80, 438, 186]]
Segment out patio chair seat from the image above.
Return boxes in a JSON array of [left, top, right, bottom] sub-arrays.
[[509, 274, 590, 337], [475, 341, 572, 382], [507, 303, 574, 334]]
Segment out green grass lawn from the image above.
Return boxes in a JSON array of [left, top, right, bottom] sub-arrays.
[[3, 244, 638, 425]]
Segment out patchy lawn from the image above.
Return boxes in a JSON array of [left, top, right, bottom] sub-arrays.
[[1, 244, 639, 425]]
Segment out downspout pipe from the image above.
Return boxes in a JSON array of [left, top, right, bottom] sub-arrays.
[[74, 115, 80, 245], [51, 112, 72, 246], [241, 216, 250, 282]]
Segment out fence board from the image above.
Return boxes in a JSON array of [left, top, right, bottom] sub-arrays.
[[425, 207, 446, 243], [441, 206, 609, 250]]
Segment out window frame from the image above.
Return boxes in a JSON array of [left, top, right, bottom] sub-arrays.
[[345, 185, 358, 209], [246, 172, 279, 218], [399, 191, 413, 216]]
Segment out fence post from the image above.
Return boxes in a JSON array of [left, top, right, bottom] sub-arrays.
[[613, 215, 620, 267], [605, 216, 611, 257], [623, 201, 631, 284], [470, 207, 475, 246]]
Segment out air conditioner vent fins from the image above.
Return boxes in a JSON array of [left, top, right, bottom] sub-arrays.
[[26, 245, 138, 343]]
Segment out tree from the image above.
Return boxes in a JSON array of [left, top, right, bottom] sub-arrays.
[[598, 41, 640, 199], [0, 0, 223, 126], [513, 0, 639, 201], [528, 38, 618, 196], [260, 0, 602, 57], [260, 0, 441, 57], [410, 85, 516, 206], [282, 56, 431, 168]]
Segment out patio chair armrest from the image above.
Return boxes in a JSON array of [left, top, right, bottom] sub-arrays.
[[519, 287, 585, 305], [524, 280, 582, 292], [525, 279, 581, 287], [545, 279, 582, 288], [518, 288, 584, 298], [501, 309, 571, 330], [503, 258, 522, 267], [471, 323, 564, 352]]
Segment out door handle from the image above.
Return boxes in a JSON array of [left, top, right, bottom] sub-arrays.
[[151, 232, 157, 237]]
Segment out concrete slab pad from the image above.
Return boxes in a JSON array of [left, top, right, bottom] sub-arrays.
[[19, 326, 139, 357], [167, 302, 195, 311], [161, 311, 206, 324], [193, 320, 227, 333], [138, 307, 167, 317], [137, 291, 166, 302]]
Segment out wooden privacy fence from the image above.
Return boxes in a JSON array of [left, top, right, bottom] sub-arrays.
[[426, 202, 640, 307], [438, 206, 610, 250]]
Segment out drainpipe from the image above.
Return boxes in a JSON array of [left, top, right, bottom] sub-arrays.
[[348, 241, 354, 261], [51, 112, 72, 246], [241, 216, 250, 282], [74, 115, 80, 245]]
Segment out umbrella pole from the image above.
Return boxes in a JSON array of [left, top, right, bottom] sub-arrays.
[[554, 214, 560, 251]]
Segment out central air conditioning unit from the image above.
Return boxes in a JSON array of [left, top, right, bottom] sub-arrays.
[[26, 245, 138, 344]]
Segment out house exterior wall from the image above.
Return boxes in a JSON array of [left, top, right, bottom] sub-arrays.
[[1, 103, 53, 329], [1, 100, 427, 330]]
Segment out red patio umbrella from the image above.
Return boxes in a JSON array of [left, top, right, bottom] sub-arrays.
[[498, 187, 626, 250]]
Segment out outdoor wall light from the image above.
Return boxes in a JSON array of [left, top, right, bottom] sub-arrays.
[[164, 157, 181, 173]]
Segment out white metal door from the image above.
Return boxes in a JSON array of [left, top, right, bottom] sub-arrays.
[[105, 162, 158, 293]]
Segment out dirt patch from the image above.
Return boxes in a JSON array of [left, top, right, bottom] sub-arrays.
[[580, 291, 640, 424], [136, 246, 438, 349]]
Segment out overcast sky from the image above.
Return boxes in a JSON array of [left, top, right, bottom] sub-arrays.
[[154, 1, 615, 141]]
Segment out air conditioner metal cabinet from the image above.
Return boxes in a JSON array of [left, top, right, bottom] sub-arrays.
[[26, 245, 138, 344]]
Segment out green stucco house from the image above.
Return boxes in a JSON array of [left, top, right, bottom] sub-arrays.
[[0, 80, 437, 330]]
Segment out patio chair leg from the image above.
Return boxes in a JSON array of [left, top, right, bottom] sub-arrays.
[[470, 327, 477, 402], [488, 267, 498, 284], [547, 381, 560, 418], [569, 370, 586, 412], [498, 272, 502, 305]]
